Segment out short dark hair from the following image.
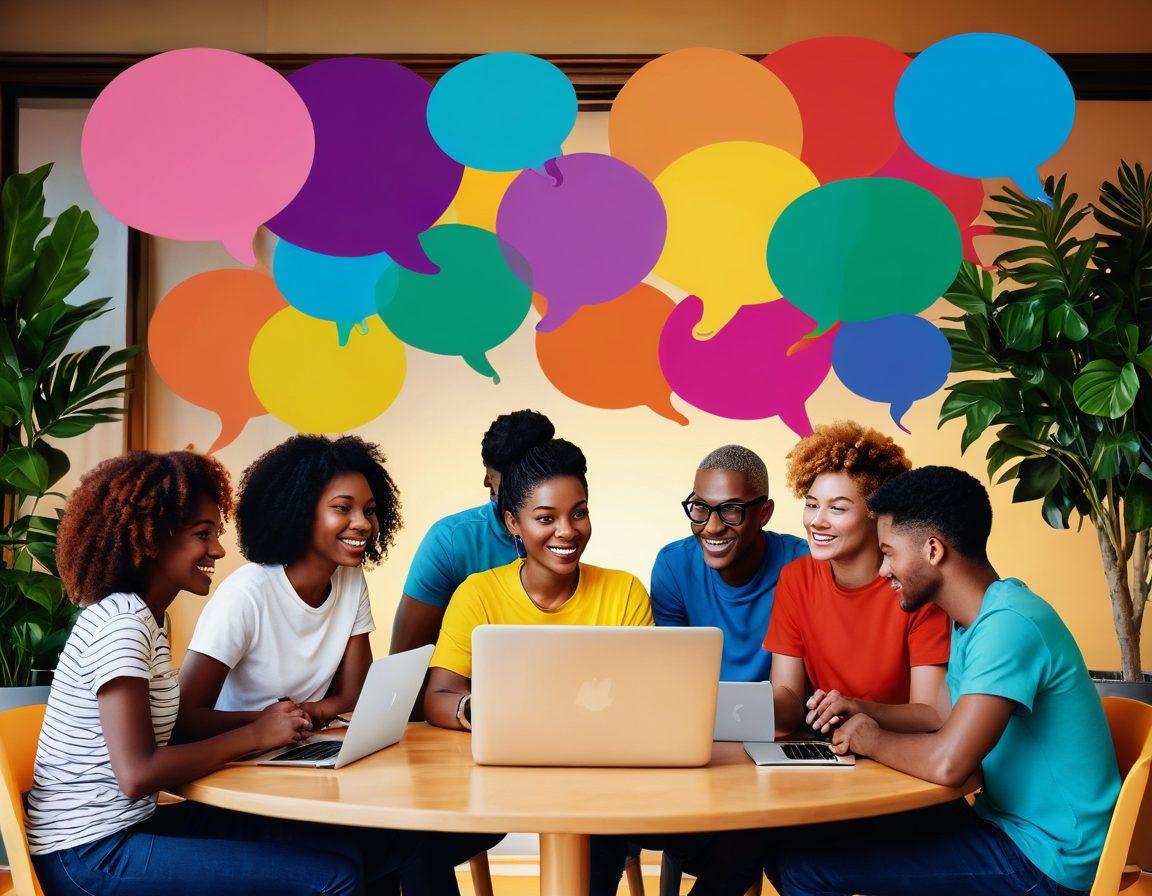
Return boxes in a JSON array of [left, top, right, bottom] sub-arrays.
[[480, 410, 555, 473], [868, 466, 992, 562], [236, 435, 401, 567], [499, 439, 588, 517]]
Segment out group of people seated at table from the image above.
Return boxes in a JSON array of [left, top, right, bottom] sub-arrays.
[[21, 408, 1121, 896]]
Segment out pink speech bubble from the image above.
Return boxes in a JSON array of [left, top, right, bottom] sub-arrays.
[[82, 48, 315, 266], [659, 296, 834, 437]]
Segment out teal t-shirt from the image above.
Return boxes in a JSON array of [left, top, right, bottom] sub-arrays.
[[947, 578, 1120, 891], [402, 502, 517, 608]]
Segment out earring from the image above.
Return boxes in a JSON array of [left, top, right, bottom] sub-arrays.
[[514, 534, 527, 559]]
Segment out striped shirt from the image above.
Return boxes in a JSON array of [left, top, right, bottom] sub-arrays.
[[25, 592, 179, 854]]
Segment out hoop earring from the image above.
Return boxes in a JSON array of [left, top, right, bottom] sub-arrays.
[[514, 534, 527, 559]]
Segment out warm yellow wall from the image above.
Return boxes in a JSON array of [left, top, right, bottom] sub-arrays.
[[4, 1, 1151, 671]]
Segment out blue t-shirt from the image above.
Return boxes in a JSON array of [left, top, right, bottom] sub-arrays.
[[948, 578, 1120, 891], [650, 531, 808, 681], [403, 502, 518, 608]]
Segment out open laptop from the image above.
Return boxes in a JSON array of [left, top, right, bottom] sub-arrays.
[[728, 681, 854, 767], [234, 644, 434, 769], [471, 625, 722, 767]]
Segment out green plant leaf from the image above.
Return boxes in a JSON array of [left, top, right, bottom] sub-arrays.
[[0, 163, 51, 304], [0, 446, 49, 493], [1042, 482, 1075, 529], [32, 440, 70, 491], [1126, 472, 1152, 532], [21, 207, 98, 316], [1091, 424, 1140, 480], [998, 300, 1045, 351], [1137, 345, 1152, 375], [1013, 457, 1063, 502], [1073, 360, 1140, 418]]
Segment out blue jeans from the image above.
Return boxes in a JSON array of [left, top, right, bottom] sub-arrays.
[[32, 801, 499, 896], [770, 800, 1088, 896]]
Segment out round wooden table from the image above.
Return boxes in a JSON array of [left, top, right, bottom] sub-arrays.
[[180, 724, 975, 895]]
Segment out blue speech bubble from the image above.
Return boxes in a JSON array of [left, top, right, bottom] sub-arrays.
[[832, 315, 951, 432], [272, 239, 395, 346], [895, 33, 1074, 204], [427, 53, 577, 172]]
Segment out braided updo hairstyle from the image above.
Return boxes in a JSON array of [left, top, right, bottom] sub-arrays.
[[498, 439, 588, 520]]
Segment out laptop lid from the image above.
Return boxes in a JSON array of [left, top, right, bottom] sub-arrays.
[[714, 681, 775, 742], [470, 625, 722, 768]]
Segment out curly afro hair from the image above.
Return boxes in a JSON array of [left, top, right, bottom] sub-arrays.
[[869, 466, 993, 562], [499, 439, 588, 517], [235, 435, 401, 567], [480, 410, 555, 473], [56, 451, 233, 605], [785, 420, 912, 501]]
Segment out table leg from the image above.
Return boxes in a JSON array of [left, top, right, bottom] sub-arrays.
[[539, 832, 590, 896]]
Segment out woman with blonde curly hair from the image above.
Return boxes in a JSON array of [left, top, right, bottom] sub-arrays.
[[764, 421, 951, 737]]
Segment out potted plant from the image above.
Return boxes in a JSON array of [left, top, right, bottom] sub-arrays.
[[939, 162, 1152, 694], [0, 163, 140, 711]]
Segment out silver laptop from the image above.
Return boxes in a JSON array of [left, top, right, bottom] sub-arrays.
[[714, 681, 775, 742], [736, 682, 855, 767], [235, 645, 433, 769], [471, 625, 722, 767]]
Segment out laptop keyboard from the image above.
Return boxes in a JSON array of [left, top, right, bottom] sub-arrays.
[[268, 740, 342, 763], [781, 742, 839, 762]]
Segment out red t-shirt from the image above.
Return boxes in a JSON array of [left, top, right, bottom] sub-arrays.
[[763, 555, 950, 703]]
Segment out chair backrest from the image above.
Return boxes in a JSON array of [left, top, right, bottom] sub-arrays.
[[0, 704, 46, 896], [1092, 697, 1152, 896]]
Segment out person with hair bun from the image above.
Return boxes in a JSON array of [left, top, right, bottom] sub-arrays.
[[765, 421, 951, 737]]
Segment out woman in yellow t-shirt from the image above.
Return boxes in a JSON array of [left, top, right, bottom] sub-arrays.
[[424, 438, 652, 729]]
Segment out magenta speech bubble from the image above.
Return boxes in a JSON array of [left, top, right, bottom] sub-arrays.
[[659, 296, 834, 437], [81, 48, 314, 266], [265, 57, 463, 274], [496, 153, 666, 332]]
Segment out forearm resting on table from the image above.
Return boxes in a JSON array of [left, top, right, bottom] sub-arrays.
[[855, 700, 943, 733], [424, 666, 470, 730]]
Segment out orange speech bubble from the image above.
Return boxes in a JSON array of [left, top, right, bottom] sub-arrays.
[[609, 48, 803, 181], [535, 282, 688, 425], [148, 269, 286, 452]]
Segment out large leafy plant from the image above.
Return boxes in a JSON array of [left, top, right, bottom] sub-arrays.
[[0, 163, 140, 687], [940, 163, 1152, 680]]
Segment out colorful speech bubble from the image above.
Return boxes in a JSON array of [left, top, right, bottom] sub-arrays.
[[82, 49, 314, 266], [149, 269, 287, 452], [249, 310, 406, 433], [895, 33, 1074, 203], [760, 37, 909, 183], [452, 168, 520, 231], [653, 142, 818, 339], [496, 153, 666, 332], [271, 239, 394, 347], [876, 142, 993, 266], [376, 224, 532, 382], [427, 53, 577, 172], [609, 47, 803, 181], [536, 283, 687, 425], [659, 296, 833, 437], [264, 57, 463, 272], [832, 315, 952, 432], [767, 178, 961, 335]]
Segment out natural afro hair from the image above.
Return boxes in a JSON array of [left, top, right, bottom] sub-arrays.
[[869, 465, 993, 562], [785, 421, 911, 501], [499, 439, 588, 518], [56, 450, 233, 605], [481, 410, 555, 473], [235, 435, 401, 567]]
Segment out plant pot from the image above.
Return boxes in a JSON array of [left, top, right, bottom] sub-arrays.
[[28, 669, 55, 688], [1091, 671, 1152, 704]]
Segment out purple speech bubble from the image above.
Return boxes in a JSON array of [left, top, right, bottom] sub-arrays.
[[496, 153, 666, 332], [659, 296, 833, 437], [265, 57, 463, 273]]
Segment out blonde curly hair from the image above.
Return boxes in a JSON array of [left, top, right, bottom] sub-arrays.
[[785, 421, 911, 501]]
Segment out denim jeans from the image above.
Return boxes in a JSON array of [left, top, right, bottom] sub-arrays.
[[770, 800, 1089, 896], [32, 801, 500, 896]]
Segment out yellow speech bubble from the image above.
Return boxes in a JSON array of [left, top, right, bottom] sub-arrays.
[[653, 141, 818, 339], [249, 309, 406, 433], [433, 167, 519, 231]]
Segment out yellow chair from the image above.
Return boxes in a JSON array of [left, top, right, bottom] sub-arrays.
[[1094, 697, 1152, 896], [0, 704, 46, 896]]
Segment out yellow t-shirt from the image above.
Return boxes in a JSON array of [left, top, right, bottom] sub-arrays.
[[431, 560, 653, 678]]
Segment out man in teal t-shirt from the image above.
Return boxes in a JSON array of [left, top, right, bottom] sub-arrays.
[[770, 466, 1120, 896]]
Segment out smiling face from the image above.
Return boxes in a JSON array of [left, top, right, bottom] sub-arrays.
[[689, 468, 773, 584], [877, 515, 941, 612], [804, 471, 876, 564], [505, 475, 590, 576], [148, 493, 225, 598], [307, 472, 378, 568]]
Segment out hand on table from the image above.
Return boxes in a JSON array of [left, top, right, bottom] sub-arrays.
[[806, 689, 860, 734], [299, 701, 334, 730], [830, 714, 880, 756]]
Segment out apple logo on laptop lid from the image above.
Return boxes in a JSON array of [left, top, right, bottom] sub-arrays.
[[575, 678, 615, 712]]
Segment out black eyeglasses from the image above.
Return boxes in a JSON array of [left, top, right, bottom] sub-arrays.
[[681, 495, 768, 527]]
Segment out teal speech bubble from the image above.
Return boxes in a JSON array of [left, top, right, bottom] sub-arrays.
[[767, 178, 961, 335], [376, 224, 532, 382]]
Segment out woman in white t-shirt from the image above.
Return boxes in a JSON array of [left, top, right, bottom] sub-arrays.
[[27, 450, 451, 895]]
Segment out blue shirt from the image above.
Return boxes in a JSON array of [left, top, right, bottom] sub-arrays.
[[650, 531, 808, 681], [403, 502, 518, 608], [948, 578, 1120, 891]]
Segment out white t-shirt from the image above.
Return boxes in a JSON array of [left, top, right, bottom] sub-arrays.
[[26, 593, 179, 854], [186, 563, 375, 710]]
